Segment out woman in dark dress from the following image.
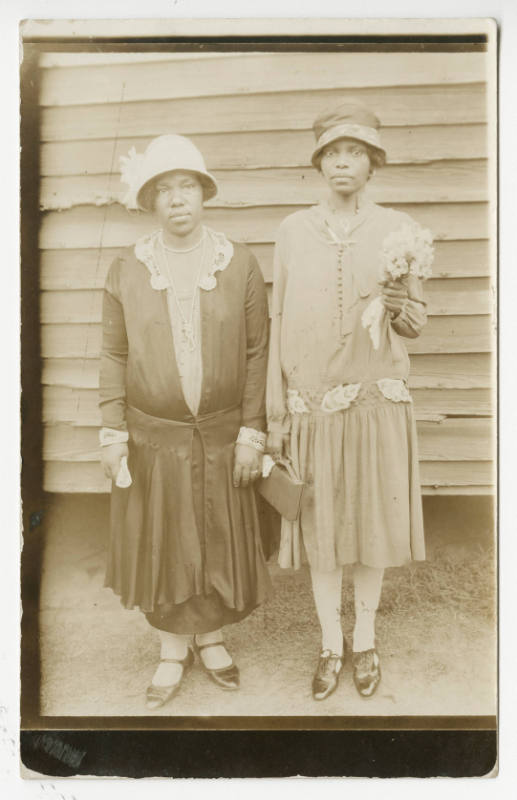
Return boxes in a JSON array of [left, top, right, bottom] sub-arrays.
[[99, 134, 271, 709]]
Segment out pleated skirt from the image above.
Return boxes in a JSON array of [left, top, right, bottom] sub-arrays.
[[104, 405, 271, 633], [279, 382, 426, 572]]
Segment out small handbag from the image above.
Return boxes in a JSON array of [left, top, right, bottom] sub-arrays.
[[256, 457, 305, 522]]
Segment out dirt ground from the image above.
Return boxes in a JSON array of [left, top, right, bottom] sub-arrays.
[[36, 494, 496, 718]]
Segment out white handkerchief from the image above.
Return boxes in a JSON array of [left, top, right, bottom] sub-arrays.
[[262, 454, 276, 478], [115, 456, 132, 488]]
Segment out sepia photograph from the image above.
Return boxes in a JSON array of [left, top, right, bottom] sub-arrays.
[[18, 15, 498, 778]]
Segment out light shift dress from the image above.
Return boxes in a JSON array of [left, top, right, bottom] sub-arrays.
[[266, 201, 431, 572]]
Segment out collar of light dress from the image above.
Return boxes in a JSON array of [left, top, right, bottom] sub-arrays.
[[311, 197, 373, 248]]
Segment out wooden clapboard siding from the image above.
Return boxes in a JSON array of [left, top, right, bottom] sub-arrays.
[[40, 159, 489, 210], [41, 84, 487, 142], [408, 353, 492, 389], [40, 125, 488, 176], [41, 418, 493, 463], [40, 239, 491, 290], [38, 51, 494, 494], [42, 358, 101, 389], [39, 202, 489, 250], [42, 459, 495, 495], [39, 52, 487, 107], [41, 353, 493, 391]]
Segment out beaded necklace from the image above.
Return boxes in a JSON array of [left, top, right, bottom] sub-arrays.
[[157, 231, 207, 352]]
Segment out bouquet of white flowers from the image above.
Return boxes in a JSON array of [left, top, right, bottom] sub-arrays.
[[361, 222, 434, 349]]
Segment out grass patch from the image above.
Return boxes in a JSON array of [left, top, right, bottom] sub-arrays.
[[337, 544, 496, 623]]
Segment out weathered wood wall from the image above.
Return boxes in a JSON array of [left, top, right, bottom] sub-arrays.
[[38, 51, 495, 494]]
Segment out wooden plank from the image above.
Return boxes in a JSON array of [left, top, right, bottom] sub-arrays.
[[40, 125, 489, 177], [411, 388, 492, 417], [41, 417, 493, 463], [421, 486, 494, 495], [42, 359, 100, 389], [43, 386, 103, 426], [423, 280, 492, 316], [41, 353, 493, 392], [41, 84, 488, 142], [42, 325, 102, 358], [42, 385, 493, 427], [44, 461, 111, 493], [409, 353, 493, 389], [39, 202, 490, 250], [417, 419, 493, 461], [40, 160, 489, 210], [40, 52, 487, 107], [419, 460, 494, 487], [42, 459, 495, 494], [405, 315, 493, 355], [40, 239, 492, 290], [426, 277, 491, 294]]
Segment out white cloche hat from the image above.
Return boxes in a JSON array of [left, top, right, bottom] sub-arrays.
[[120, 134, 218, 210]]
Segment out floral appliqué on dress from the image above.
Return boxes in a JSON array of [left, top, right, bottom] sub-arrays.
[[376, 379, 412, 403]]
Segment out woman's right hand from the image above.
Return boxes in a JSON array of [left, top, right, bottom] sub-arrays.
[[100, 442, 129, 481], [266, 431, 288, 461]]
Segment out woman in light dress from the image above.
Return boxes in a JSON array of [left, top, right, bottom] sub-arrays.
[[267, 104, 432, 700]]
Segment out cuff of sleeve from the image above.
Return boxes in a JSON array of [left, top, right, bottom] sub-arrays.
[[397, 300, 424, 329], [236, 426, 266, 452], [99, 427, 129, 447]]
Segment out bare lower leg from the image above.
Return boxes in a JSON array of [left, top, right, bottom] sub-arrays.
[[195, 629, 232, 669], [310, 566, 344, 655], [353, 564, 384, 652]]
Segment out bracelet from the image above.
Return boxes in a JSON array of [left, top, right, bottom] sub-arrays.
[[99, 427, 129, 447], [236, 426, 266, 453]]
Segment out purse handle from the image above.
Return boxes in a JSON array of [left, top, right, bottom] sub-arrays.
[[273, 456, 300, 482]]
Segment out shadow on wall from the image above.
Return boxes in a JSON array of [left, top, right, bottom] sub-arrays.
[[33, 492, 495, 583], [422, 495, 494, 557]]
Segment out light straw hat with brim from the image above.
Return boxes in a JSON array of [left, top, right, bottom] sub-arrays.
[[120, 134, 218, 211], [311, 103, 387, 169]]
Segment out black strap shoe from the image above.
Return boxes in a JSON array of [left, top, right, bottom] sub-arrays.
[[194, 639, 240, 691], [145, 648, 194, 710]]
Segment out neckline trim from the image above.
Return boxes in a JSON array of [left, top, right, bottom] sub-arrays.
[[134, 226, 234, 292]]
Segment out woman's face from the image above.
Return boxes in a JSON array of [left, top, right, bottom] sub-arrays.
[[152, 170, 204, 237], [319, 137, 372, 195]]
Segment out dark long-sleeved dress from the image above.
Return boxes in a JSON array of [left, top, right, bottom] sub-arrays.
[[99, 227, 272, 633]]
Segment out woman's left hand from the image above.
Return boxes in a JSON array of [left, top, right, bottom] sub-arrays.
[[233, 444, 263, 488], [381, 280, 408, 317]]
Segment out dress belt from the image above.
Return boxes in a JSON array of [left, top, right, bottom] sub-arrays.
[[126, 403, 241, 430]]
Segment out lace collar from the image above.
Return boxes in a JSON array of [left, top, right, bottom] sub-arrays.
[[134, 226, 234, 292]]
